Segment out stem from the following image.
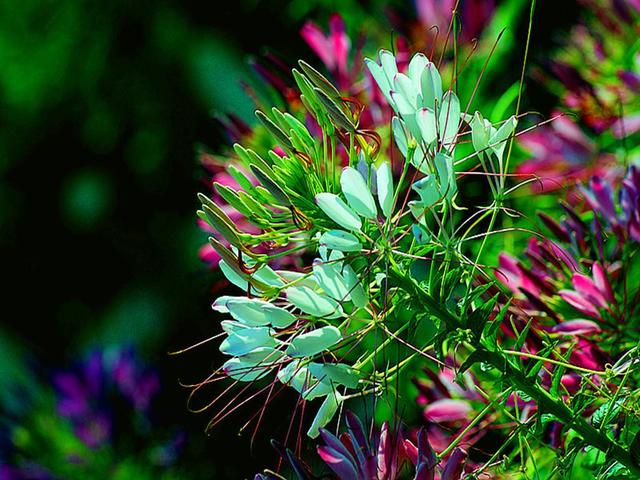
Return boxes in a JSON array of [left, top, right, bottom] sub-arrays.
[[389, 264, 640, 475]]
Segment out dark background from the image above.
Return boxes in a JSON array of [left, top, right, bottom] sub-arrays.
[[0, 0, 579, 477]]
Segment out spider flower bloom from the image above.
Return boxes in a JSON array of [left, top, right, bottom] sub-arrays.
[[517, 113, 619, 192], [493, 169, 640, 378], [415, 0, 494, 46], [415, 364, 487, 453], [256, 412, 470, 479], [580, 166, 640, 243], [540, 0, 640, 133]]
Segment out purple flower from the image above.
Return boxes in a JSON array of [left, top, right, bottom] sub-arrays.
[[52, 348, 160, 449]]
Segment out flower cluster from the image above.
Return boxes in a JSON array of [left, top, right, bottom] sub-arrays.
[[192, 4, 640, 479]]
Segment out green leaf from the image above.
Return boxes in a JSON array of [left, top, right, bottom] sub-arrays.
[[250, 164, 290, 205], [483, 299, 511, 339], [376, 161, 394, 218], [298, 60, 341, 100], [286, 326, 342, 357], [340, 167, 377, 219], [285, 286, 343, 319], [315, 193, 362, 231], [307, 393, 340, 438], [256, 110, 294, 151], [198, 194, 244, 248], [314, 87, 356, 132], [319, 230, 361, 252]]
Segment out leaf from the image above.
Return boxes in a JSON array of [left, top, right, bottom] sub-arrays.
[[298, 60, 341, 101], [315, 193, 362, 231], [250, 164, 290, 205], [314, 88, 356, 132], [286, 326, 342, 358], [376, 161, 394, 218], [308, 393, 340, 438], [198, 194, 243, 249], [319, 230, 361, 252], [458, 350, 484, 375], [256, 110, 294, 150], [214, 182, 252, 217], [227, 298, 297, 328], [343, 264, 367, 308], [340, 167, 377, 219], [483, 299, 511, 339], [285, 286, 343, 319], [219, 327, 276, 356]]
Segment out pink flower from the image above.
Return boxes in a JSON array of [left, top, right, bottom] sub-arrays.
[[559, 262, 615, 320], [300, 14, 351, 88]]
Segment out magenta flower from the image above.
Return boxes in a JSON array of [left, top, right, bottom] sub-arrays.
[[517, 113, 618, 192], [415, 0, 494, 46], [559, 262, 615, 320], [300, 14, 351, 90]]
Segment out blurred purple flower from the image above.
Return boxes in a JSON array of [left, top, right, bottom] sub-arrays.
[[52, 348, 159, 449]]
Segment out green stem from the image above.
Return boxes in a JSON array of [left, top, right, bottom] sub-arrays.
[[389, 265, 640, 476]]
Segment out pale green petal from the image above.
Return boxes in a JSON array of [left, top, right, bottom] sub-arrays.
[[340, 167, 377, 219], [219, 327, 276, 356], [342, 264, 367, 308], [420, 62, 442, 109], [376, 161, 394, 218], [319, 230, 361, 252], [285, 286, 343, 319], [286, 326, 342, 357], [308, 393, 341, 438], [416, 108, 437, 145], [315, 193, 362, 231], [438, 91, 461, 147], [227, 298, 297, 328]]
